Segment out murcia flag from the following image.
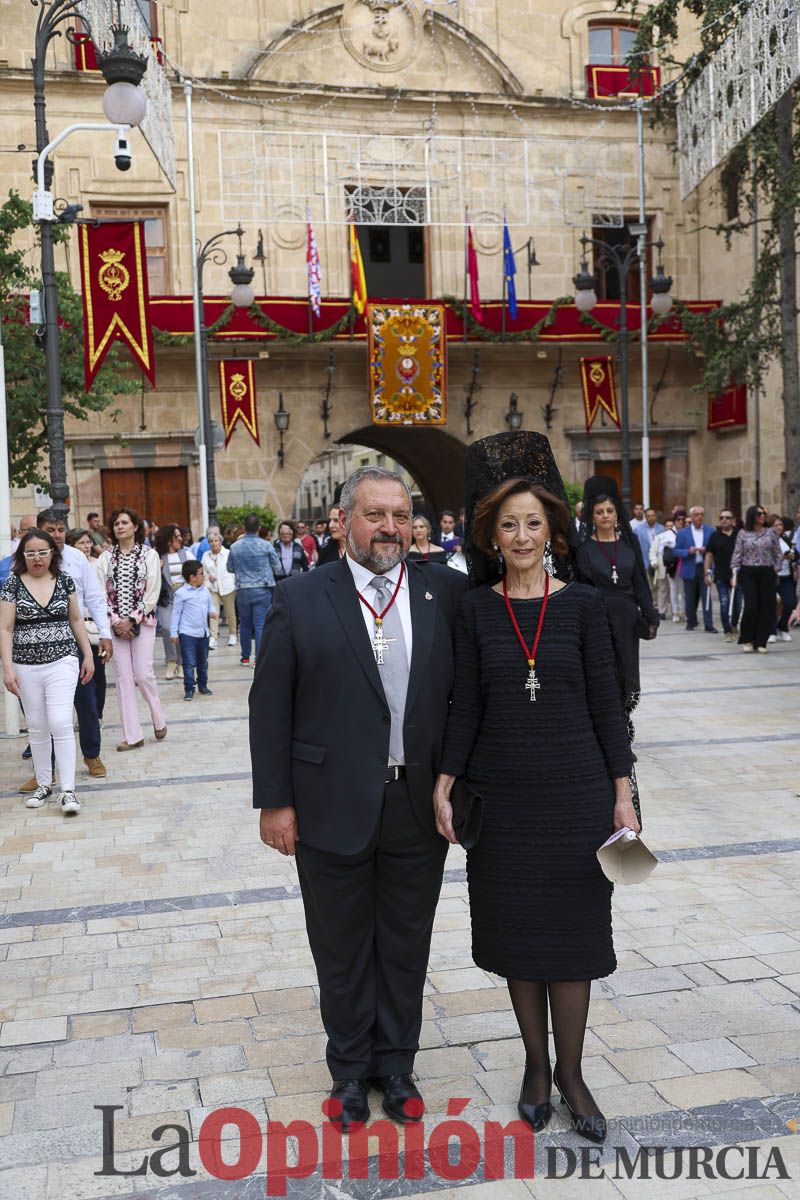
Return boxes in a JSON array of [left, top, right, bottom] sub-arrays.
[[579, 356, 620, 432], [219, 360, 259, 447], [467, 226, 482, 322], [307, 212, 322, 318], [78, 221, 155, 391]]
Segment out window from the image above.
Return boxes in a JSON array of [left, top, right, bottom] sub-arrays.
[[724, 478, 742, 519], [91, 204, 170, 293], [591, 217, 652, 304], [346, 186, 428, 298], [134, 0, 158, 36], [588, 23, 638, 66]]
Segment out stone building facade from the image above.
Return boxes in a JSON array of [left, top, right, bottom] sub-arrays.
[[0, 0, 787, 529]]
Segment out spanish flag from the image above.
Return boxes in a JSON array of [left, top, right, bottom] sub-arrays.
[[349, 223, 367, 315]]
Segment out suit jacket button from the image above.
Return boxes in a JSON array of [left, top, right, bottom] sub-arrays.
[[382, 715, 391, 725]]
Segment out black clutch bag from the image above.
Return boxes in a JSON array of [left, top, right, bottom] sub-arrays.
[[450, 779, 484, 850]]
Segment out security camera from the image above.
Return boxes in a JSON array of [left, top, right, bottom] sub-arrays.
[[114, 133, 132, 172]]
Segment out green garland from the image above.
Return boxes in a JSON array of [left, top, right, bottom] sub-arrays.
[[246, 302, 357, 344], [578, 307, 672, 344], [442, 295, 572, 343], [152, 304, 236, 347]]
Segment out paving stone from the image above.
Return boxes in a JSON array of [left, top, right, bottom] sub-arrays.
[[729, 1029, 800, 1063], [69, 1011, 130, 1039], [130, 1002, 194, 1033], [51, 1031, 155, 1067], [604, 967, 696, 996], [197, 1068, 275, 1106], [606, 1045, 689, 1084], [594, 1020, 671, 1051], [654, 1068, 770, 1109], [669, 1037, 758, 1073], [0, 1016, 67, 1046], [141, 1045, 247, 1082], [709, 957, 780, 982], [193, 993, 257, 1022], [34, 1061, 142, 1097]]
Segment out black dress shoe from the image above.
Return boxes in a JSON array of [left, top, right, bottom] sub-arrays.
[[328, 1079, 370, 1130], [553, 1068, 606, 1144], [372, 1074, 424, 1123], [517, 1064, 553, 1133]]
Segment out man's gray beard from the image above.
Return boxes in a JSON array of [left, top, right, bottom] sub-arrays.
[[346, 530, 406, 574]]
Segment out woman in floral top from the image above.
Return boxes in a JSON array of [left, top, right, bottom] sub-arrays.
[[0, 529, 94, 814], [97, 508, 166, 750], [731, 505, 784, 652]]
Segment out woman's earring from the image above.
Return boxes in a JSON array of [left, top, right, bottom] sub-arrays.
[[492, 542, 503, 565], [543, 539, 554, 575]]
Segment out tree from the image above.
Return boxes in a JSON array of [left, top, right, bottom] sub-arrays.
[[1, 191, 138, 488], [626, 0, 800, 512]]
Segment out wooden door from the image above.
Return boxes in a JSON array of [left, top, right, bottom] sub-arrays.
[[593, 458, 665, 513], [144, 468, 189, 529], [101, 467, 189, 530], [101, 469, 146, 521]]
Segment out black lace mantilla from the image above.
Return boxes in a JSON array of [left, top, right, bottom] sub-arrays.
[[463, 431, 576, 587]]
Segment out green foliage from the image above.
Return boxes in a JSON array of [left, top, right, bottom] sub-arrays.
[[621, 0, 800, 396], [216, 503, 277, 534], [562, 480, 584, 515], [1, 191, 138, 488]]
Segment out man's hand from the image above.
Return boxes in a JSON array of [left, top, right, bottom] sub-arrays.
[[99, 637, 113, 663], [259, 807, 298, 856], [170, 636, 179, 645]]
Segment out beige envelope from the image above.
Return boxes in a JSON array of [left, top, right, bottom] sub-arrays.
[[596, 828, 659, 885]]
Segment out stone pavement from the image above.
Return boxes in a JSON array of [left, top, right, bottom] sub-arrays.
[[0, 613, 798, 1199]]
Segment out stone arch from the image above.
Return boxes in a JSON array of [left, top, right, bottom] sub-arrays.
[[335, 425, 468, 516], [248, 5, 523, 96]]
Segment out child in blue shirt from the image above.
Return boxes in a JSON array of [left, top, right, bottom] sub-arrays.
[[170, 561, 216, 700]]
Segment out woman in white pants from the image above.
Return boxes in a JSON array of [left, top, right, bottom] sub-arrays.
[[202, 529, 237, 647], [0, 530, 94, 815], [97, 508, 166, 751]]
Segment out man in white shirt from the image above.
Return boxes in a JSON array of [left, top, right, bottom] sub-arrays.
[[251, 467, 467, 1130], [629, 502, 646, 531], [27, 510, 112, 781]]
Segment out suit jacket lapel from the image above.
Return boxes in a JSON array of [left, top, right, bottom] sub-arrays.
[[327, 556, 386, 704], [405, 562, 437, 718]]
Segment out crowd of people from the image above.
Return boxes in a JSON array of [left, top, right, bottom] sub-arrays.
[[2, 491, 798, 821]]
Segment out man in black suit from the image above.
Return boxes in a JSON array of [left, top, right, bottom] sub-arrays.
[[251, 467, 467, 1129]]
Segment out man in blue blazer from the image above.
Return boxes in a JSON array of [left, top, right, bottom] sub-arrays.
[[674, 505, 717, 631]]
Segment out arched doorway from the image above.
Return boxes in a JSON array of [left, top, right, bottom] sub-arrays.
[[340, 426, 467, 516]]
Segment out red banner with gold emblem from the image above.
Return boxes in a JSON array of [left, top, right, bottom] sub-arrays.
[[219, 360, 259, 447], [367, 303, 447, 426], [580, 356, 620, 433], [78, 222, 155, 391]]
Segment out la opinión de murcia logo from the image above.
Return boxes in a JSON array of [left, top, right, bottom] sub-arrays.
[[94, 1102, 793, 1197]]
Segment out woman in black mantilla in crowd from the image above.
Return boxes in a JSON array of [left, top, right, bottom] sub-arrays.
[[433, 433, 639, 1146], [576, 476, 659, 826]]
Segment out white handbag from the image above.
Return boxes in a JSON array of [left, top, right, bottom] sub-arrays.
[[597, 828, 658, 885]]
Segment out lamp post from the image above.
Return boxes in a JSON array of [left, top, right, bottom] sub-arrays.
[[505, 391, 524, 431], [572, 231, 672, 509], [274, 393, 290, 468], [31, 0, 147, 524], [196, 225, 254, 524]]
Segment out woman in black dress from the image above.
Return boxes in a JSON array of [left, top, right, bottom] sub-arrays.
[[576, 477, 658, 825], [433, 433, 638, 1145]]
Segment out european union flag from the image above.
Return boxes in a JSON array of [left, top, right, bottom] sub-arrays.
[[503, 220, 517, 321]]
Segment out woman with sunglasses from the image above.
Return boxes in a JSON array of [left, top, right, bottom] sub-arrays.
[[0, 529, 94, 814], [730, 506, 783, 652]]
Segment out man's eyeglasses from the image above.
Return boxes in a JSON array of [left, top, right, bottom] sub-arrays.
[[23, 549, 52, 559]]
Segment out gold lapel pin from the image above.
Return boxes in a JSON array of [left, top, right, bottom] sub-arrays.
[[425, 592, 433, 600]]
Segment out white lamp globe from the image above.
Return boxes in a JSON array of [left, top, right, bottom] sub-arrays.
[[103, 82, 147, 128], [574, 288, 598, 313], [651, 290, 673, 317], [231, 282, 255, 309]]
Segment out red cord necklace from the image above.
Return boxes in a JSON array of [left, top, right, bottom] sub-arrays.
[[357, 562, 405, 664], [503, 572, 550, 702], [596, 536, 620, 584]]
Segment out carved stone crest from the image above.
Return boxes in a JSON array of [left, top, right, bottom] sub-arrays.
[[340, 0, 422, 72]]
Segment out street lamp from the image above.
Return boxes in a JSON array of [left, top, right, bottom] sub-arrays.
[[31, 0, 147, 524], [195, 225, 254, 523], [572, 230, 673, 508], [505, 392, 524, 431], [274, 393, 290, 468]]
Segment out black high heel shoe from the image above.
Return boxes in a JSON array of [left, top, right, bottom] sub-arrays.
[[517, 1063, 553, 1133], [553, 1067, 606, 1144]]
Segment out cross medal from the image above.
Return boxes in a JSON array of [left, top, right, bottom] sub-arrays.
[[525, 659, 540, 702], [372, 619, 396, 665], [611, 566, 619, 584]]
